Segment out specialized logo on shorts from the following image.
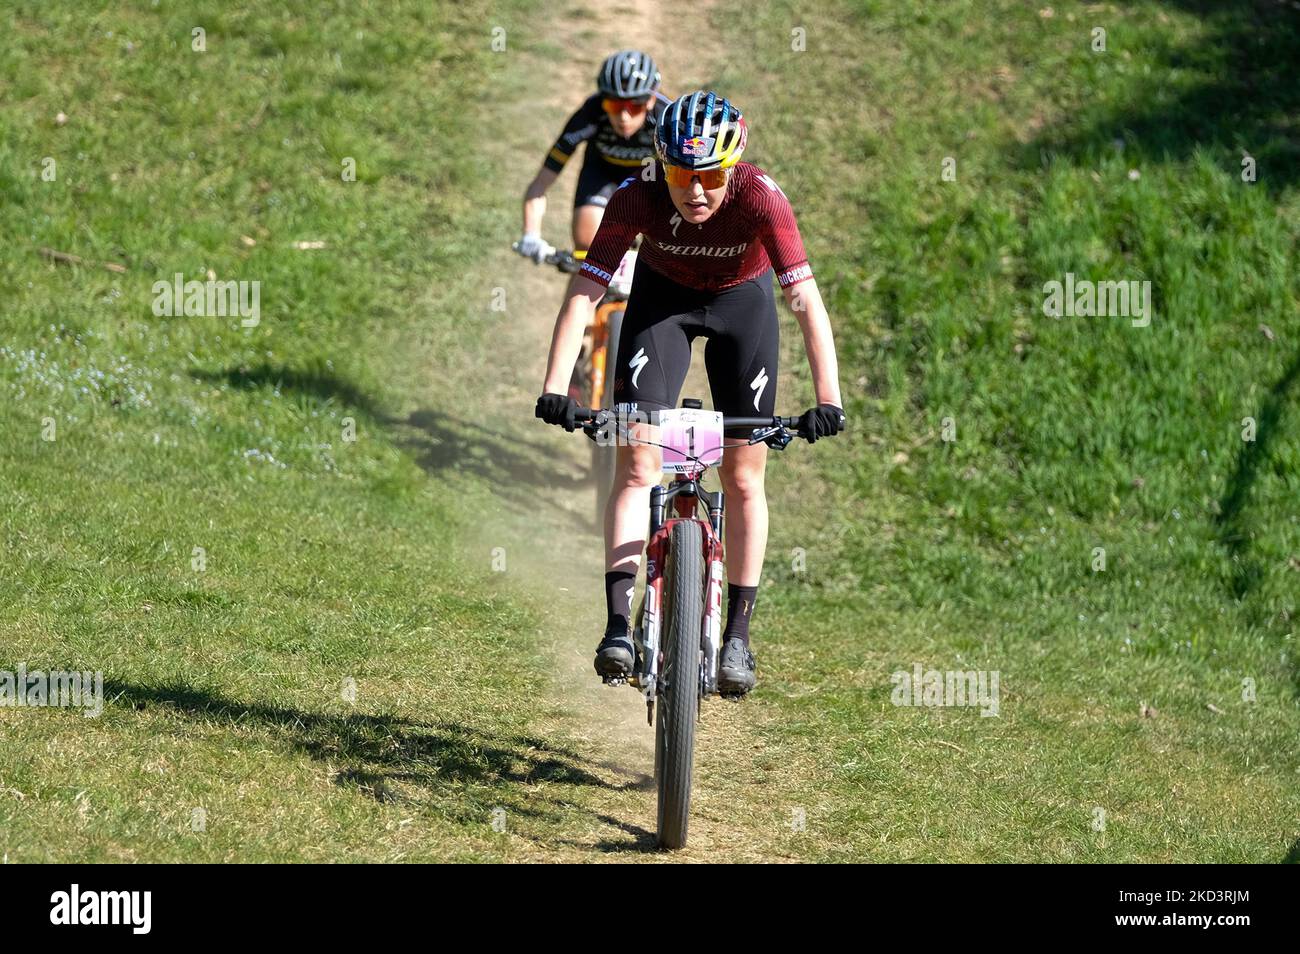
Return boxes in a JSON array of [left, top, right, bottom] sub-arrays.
[[680, 136, 714, 157], [750, 367, 769, 411], [629, 347, 650, 389]]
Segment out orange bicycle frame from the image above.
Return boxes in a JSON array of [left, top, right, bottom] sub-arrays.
[[589, 301, 622, 405]]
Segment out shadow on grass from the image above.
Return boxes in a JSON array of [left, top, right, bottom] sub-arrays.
[[1018, 1, 1300, 193], [193, 363, 596, 534], [554, 812, 660, 853], [104, 679, 652, 825], [193, 364, 385, 419], [1214, 346, 1300, 700], [1215, 350, 1300, 600], [1007, 0, 1300, 686], [392, 406, 596, 535]]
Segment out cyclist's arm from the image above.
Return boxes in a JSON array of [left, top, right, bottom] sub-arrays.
[[542, 277, 604, 394], [576, 178, 640, 286], [541, 182, 642, 394], [783, 278, 843, 408], [543, 98, 600, 174], [756, 178, 843, 408], [522, 167, 558, 234], [523, 98, 600, 236]]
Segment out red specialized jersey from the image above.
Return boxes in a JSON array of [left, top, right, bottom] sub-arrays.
[[579, 162, 813, 293]]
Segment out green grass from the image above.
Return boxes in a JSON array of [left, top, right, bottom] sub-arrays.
[[0, 0, 572, 862], [719, 0, 1299, 861], [1, 0, 1296, 862]]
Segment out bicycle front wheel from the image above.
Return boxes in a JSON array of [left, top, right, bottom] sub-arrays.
[[656, 519, 703, 849]]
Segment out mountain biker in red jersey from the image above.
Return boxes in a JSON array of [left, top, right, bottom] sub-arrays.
[[536, 91, 845, 695], [515, 50, 671, 270]]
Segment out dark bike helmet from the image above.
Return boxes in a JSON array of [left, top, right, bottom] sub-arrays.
[[597, 49, 660, 98], [654, 90, 748, 170]]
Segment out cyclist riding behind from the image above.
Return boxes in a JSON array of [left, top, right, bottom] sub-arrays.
[[516, 49, 671, 270], [536, 91, 846, 696]]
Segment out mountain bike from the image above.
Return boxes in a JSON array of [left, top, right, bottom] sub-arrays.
[[569, 399, 805, 850], [521, 245, 637, 524]]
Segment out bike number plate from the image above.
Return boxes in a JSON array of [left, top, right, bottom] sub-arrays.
[[658, 408, 724, 472], [608, 250, 637, 297]]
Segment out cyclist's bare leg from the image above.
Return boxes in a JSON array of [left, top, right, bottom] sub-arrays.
[[567, 204, 605, 308], [605, 421, 660, 577], [594, 426, 657, 677], [605, 430, 768, 581], [571, 204, 603, 252], [717, 441, 768, 586], [716, 441, 766, 692]]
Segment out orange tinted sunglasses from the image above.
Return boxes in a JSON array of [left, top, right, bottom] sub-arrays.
[[602, 97, 650, 115], [663, 165, 729, 190]]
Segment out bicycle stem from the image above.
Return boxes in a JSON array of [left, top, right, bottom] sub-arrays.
[[649, 478, 725, 537]]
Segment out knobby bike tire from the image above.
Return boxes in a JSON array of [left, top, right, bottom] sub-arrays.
[[656, 519, 703, 849]]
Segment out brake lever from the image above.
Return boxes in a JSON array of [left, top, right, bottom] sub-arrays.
[[766, 429, 794, 451], [749, 426, 794, 451], [582, 409, 613, 443]]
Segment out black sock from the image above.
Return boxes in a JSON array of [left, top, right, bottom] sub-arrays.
[[604, 570, 636, 636], [723, 583, 758, 646]]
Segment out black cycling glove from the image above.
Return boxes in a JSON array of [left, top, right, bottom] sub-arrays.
[[535, 392, 580, 432], [797, 403, 846, 443]]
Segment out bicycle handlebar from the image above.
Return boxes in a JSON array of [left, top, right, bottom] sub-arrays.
[[568, 406, 805, 442], [718, 415, 803, 430], [511, 240, 582, 273], [544, 249, 581, 273], [569, 406, 798, 427]]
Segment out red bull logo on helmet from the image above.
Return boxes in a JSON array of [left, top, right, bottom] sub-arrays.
[[680, 135, 714, 157]]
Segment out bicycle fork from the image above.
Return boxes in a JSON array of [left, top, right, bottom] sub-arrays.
[[633, 537, 662, 724], [701, 555, 724, 696], [632, 481, 726, 723], [699, 487, 726, 697]]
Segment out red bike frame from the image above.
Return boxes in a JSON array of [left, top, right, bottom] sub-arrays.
[[568, 403, 801, 703], [641, 467, 727, 697]]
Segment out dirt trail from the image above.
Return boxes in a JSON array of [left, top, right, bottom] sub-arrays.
[[453, 0, 813, 860], [491, 0, 669, 831]]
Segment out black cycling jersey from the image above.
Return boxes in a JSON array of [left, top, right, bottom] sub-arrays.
[[543, 91, 671, 176]]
